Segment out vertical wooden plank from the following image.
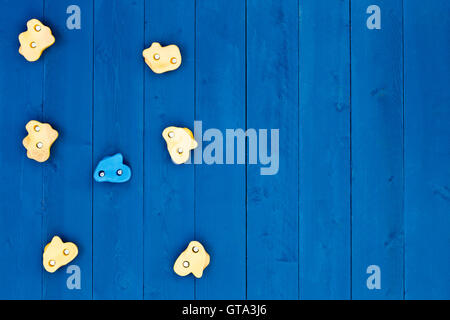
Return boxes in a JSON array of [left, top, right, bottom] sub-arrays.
[[247, 0, 299, 299], [351, 0, 404, 299], [0, 0, 44, 299], [404, 0, 450, 300], [143, 0, 195, 299], [42, 0, 93, 299], [93, 0, 144, 299], [299, 0, 351, 300], [195, 0, 246, 299]]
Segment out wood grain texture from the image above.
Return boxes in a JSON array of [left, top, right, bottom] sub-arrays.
[[143, 0, 195, 299], [299, 0, 351, 300], [351, 0, 404, 299], [0, 0, 448, 300], [41, 0, 93, 299], [0, 0, 44, 300], [93, 0, 144, 299], [195, 0, 246, 299], [247, 0, 299, 299], [404, 0, 450, 299]]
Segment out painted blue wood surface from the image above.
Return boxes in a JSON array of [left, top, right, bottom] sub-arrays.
[[0, 0, 449, 300], [299, 0, 351, 300], [404, 0, 450, 300], [143, 0, 195, 299], [247, 0, 299, 299], [41, 0, 93, 299], [351, 0, 404, 299], [93, 0, 144, 299], [0, 0, 43, 300], [195, 0, 246, 300]]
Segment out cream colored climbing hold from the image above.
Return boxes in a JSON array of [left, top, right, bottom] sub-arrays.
[[162, 126, 198, 164], [143, 42, 181, 73], [43, 236, 78, 273], [174, 241, 210, 278], [22, 120, 58, 162], [18, 19, 55, 62]]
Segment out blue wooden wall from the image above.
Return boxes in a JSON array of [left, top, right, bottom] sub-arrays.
[[0, 0, 449, 300]]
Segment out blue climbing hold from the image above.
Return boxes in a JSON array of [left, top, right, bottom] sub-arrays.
[[94, 153, 131, 183]]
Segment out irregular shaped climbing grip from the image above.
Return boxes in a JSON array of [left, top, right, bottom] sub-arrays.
[[18, 19, 55, 62], [143, 42, 181, 74], [162, 126, 198, 164], [43, 236, 78, 273], [22, 120, 58, 162], [93, 153, 132, 183], [173, 241, 210, 279]]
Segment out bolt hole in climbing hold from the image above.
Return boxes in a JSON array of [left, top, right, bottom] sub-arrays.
[[34, 125, 40, 132], [192, 246, 199, 253], [183, 261, 190, 268], [30, 42, 37, 48], [36, 142, 43, 149], [98, 171, 105, 177], [34, 25, 41, 31], [168, 131, 174, 138], [116, 169, 123, 176], [153, 53, 160, 60], [63, 249, 70, 256]]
